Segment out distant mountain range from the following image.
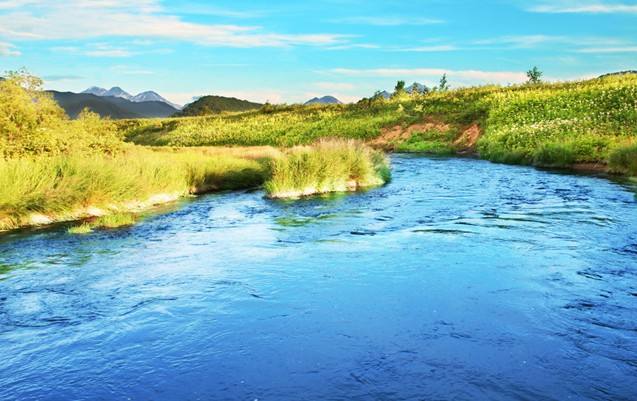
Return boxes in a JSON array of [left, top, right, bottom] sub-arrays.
[[82, 86, 181, 109], [305, 96, 342, 105], [178, 95, 263, 116], [49, 91, 180, 119]]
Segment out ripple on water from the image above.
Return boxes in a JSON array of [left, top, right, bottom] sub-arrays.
[[0, 155, 636, 401]]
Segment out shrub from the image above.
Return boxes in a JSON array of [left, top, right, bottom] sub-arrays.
[[608, 143, 637, 176], [264, 139, 389, 198]]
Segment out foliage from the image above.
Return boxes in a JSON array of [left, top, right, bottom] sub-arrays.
[[608, 143, 637, 176], [0, 147, 269, 230], [122, 102, 422, 147], [478, 73, 637, 166], [438, 74, 449, 91], [264, 139, 390, 198], [177, 95, 262, 117], [0, 70, 123, 158], [394, 129, 457, 154], [526, 66, 543, 84]]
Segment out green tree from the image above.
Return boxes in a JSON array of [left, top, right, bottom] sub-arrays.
[[438, 74, 449, 91], [526, 66, 543, 84], [394, 80, 406, 94]]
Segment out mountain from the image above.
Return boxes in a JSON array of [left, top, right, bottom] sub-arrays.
[[379, 90, 391, 99], [131, 91, 181, 109], [406, 83, 428, 94], [81, 86, 180, 108], [82, 86, 132, 100], [178, 95, 262, 116], [82, 86, 109, 96], [49, 91, 179, 119], [305, 96, 342, 105]]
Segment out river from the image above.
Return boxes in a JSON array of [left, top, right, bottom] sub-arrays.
[[1, 155, 636, 400]]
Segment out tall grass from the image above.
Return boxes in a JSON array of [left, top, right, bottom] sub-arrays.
[[264, 139, 390, 198], [0, 147, 268, 230], [608, 143, 637, 176]]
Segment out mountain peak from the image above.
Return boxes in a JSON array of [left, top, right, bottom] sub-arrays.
[[80, 86, 180, 108], [305, 95, 342, 105]]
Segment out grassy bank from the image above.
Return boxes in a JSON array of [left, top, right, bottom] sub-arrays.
[[119, 74, 637, 175], [0, 147, 270, 231], [264, 139, 390, 199], [0, 140, 386, 231]]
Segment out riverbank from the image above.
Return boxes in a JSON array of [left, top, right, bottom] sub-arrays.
[[119, 73, 637, 177], [0, 141, 390, 233]]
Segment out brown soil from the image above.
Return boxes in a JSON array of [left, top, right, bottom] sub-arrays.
[[453, 123, 481, 154], [571, 163, 609, 173], [369, 120, 451, 150], [369, 119, 482, 154]]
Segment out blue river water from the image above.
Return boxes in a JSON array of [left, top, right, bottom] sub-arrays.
[[1, 155, 636, 401]]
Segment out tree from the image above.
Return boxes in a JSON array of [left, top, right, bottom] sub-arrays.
[[394, 80, 406, 94], [438, 74, 449, 91], [526, 66, 543, 84]]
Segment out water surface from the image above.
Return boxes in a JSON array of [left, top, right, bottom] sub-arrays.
[[1, 155, 636, 401]]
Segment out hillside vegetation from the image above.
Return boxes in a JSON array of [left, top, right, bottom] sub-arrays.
[[177, 95, 262, 116], [121, 73, 637, 175], [0, 72, 389, 231]]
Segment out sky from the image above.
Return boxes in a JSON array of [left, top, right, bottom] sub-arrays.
[[0, 0, 636, 105]]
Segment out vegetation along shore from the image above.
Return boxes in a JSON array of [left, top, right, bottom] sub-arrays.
[[1, 70, 635, 232]]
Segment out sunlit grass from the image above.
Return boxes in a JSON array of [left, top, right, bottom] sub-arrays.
[[264, 139, 390, 198]]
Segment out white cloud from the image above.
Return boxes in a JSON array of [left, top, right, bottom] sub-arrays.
[[331, 16, 444, 26], [394, 45, 457, 52], [313, 82, 356, 91], [576, 46, 637, 53], [52, 44, 134, 58], [529, 2, 637, 14], [473, 35, 562, 48], [0, 0, 351, 48], [327, 68, 528, 85], [326, 43, 379, 50], [0, 41, 20, 56], [110, 65, 154, 75]]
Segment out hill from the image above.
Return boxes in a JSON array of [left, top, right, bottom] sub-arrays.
[[178, 95, 262, 116], [305, 96, 342, 105], [120, 74, 637, 175], [49, 91, 179, 119]]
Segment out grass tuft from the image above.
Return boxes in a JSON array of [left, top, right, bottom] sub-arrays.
[[264, 139, 390, 198], [608, 143, 637, 176]]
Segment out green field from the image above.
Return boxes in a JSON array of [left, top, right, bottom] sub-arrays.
[[120, 73, 637, 174]]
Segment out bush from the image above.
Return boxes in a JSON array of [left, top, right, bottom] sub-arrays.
[[264, 139, 389, 198], [533, 143, 576, 167], [0, 71, 123, 158], [608, 143, 637, 176]]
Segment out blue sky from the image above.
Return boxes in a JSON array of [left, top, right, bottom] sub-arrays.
[[1, 0, 636, 105]]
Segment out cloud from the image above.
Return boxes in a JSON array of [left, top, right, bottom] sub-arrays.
[[0, 0, 351, 48], [331, 16, 444, 26], [472, 35, 562, 48], [326, 43, 379, 50], [0, 41, 20, 56], [394, 45, 458, 52], [313, 82, 356, 91], [576, 46, 637, 53], [42, 74, 83, 81], [529, 2, 637, 14], [327, 68, 528, 85], [52, 44, 134, 58], [110, 65, 154, 75]]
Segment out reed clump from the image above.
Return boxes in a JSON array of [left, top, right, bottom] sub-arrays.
[[264, 139, 390, 199]]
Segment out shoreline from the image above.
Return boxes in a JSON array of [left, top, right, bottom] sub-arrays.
[[2, 151, 632, 235]]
